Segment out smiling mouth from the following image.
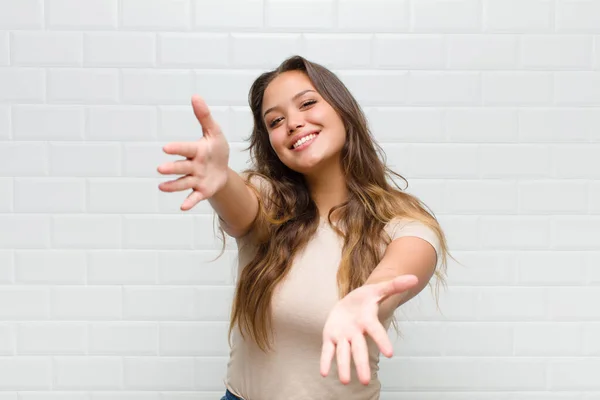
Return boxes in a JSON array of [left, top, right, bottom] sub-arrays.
[[291, 132, 319, 149]]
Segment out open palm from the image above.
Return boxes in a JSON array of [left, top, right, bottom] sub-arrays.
[[320, 274, 419, 386]]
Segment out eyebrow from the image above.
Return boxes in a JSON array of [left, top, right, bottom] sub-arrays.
[[263, 89, 316, 119]]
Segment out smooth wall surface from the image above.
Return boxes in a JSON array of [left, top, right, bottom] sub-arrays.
[[1, 0, 600, 398]]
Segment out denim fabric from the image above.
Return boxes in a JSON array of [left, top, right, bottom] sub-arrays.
[[220, 389, 242, 400]]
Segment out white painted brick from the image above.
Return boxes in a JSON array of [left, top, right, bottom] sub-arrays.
[[0, 357, 51, 389], [591, 182, 600, 214], [369, 108, 444, 143], [411, 0, 482, 32], [548, 359, 600, 390], [89, 323, 158, 355], [194, 71, 258, 105], [435, 215, 480, 251], [447, 34, 518, 69], [159, 34, 229, 67], [555, 72, 600, 105], [158, 105, 230, 142], [266, 0, 335, 30], [0, 32, 9, 66], [17, 323, 86, 354], [556, 0, 600, 33], [517, 251, 587, 285], [12, 105, 84, 141], [0, 178, 12, 212], [0, 69, 45, 103], [551, 216, 600, 250], [0, 251, 13, 283], [20, 394, 88, 400], [476, 287, 547, 320], [483, 0, 553, 32], [595, 36, 600, 69], [51, 287, 122, 319], [304, 34, 372, 68], [374, 34, 444, 69], [54, 357, 122, 389], [124, 143, 169, 178], [84, 33, 155, 67], [121, 0, 190, 31], [336, 71, 408, 104], [407, 144, 479, 178], [480, 144, 551, 178], [0, 394, 17, 400], [193, 0, 263, 29], [124, 357, 194, 390], [88, 178, 159, 213], [0, 106, 9, 139], [11, 32, 82, 67], [445, 252, 517, 286], [49, 143, 120, 177], [47, 0, 118, 29], [124, 287, 196, 320], [0, 0, 43, 29], [401, 286, 479, 321], [48, 69, 119, 104], [443, 323, 513, 356], [392, 321, 444, 356], [338, 0, 409, 32], [445, 108, 518, 143], [583, 322, 600, 355], [193, 357, 228, 391], [14, 178, 85, 213], [194, 215, 233, 250], [194, 286, 233, 320], [402, 179, 445, 214], [548, 287, 600, 320], [407, 72, 481, 105], [0, 215, 51, 249], [0, 287, 49, 319], [122, 70, 194, 105], [551, 145, 600, 179], [520, 35, 593, 70], [483, 72, 553, 105], [379, 357, 546, 390], [514, 323, 582, 356], [157, 250, 235, 285], [0, 323, 14, 355], [87, 106, 157, 141], [518, 181, 588, 215], [519, 108, 600, 142], [123, 216, 194, 249], [479, 216, 550, 250], [14, 250, 86, 284], [92, 393, 160, 400], [444, 180, 517, 214], [159, 322, 229, 355], [87, 250, 157, 285], [52, 215, 121, 249]]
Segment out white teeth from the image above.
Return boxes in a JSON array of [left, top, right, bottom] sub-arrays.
[[292, 133, 317, 149]]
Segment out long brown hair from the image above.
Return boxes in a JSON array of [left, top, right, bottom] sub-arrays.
[[225, 55, 455, 352]]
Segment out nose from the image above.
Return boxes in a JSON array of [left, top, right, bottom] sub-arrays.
[[286, 112, 304, 135]]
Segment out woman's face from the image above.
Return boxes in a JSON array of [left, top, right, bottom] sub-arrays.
[[261, 70, 346, 175]]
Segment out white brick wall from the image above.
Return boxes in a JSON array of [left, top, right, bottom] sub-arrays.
[[0, 0, 599, 398]]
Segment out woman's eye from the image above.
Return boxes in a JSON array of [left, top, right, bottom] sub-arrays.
[[302, 100, 316, 107], [268, 100, 316, 128], [269, 118, 282, 128]]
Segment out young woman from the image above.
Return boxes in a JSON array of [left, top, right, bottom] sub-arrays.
[[157, 56, 453, 400]]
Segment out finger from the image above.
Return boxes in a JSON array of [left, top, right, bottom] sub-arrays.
[[191, 95, 221, 137], [320, 339, 336, 377], [377, 274, 419, 299], [157, 159, 194, 176], [181, 190, 206, 211], [162, 141, 198, 159], [336, 339, 351, 384], [365, 320, 393, 358], [158, 175, 196, 193], [350, 333, 371, 385]]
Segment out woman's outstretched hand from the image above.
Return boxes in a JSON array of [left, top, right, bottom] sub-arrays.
[[157, 95, 230, 211], [320, 274, 419, 386]]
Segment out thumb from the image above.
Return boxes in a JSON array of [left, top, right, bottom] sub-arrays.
[[191, 95, 221, 138], [377, 275, 418, 300]]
